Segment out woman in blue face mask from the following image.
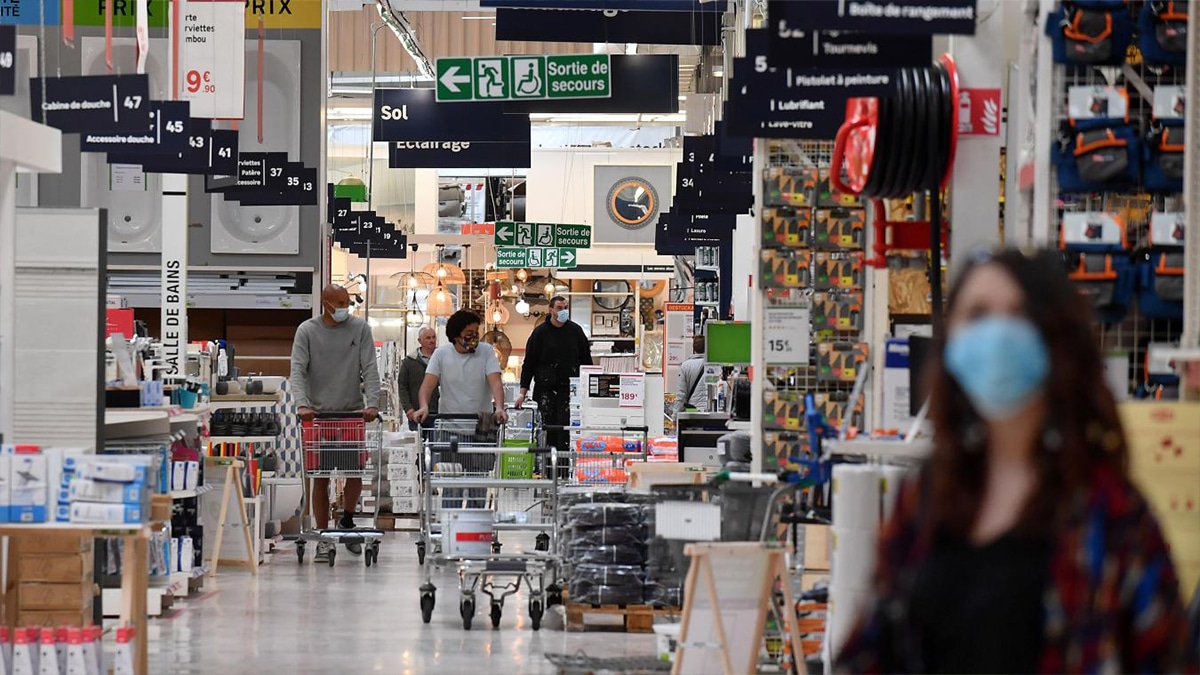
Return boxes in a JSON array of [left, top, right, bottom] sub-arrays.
[[836, 249, 1196, 674]]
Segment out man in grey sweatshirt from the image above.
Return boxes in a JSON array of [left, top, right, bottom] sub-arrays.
[[290, 284, 381, 560]]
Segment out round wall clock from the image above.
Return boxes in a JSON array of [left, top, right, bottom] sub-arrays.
[[606, 176, 658, 230]]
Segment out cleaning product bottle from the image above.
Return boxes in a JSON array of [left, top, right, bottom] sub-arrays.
[[81, 627, 100, 675], [12, 628, 35, 675], [113, 627, 134, 675], [64, 629, 87, 675], [38, 628, 59, 675], [0, 626, 11, 675], [217, 349, 229, 379], [55, 628, 68, 674]]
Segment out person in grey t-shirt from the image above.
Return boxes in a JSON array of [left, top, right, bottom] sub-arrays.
[[290, 284, 381, 559], [414, 310, 506, 510]]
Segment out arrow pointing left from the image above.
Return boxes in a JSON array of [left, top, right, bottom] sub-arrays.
[[441, 65, 470, 93]]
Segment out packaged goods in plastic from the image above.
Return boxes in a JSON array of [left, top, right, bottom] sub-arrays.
[[643, 578, 684, 608], [572, 457, 630, 484], [574, 435, 644, 453], [566, 524, 648, 547], [568, 582, 646, 606], [566, 542, 647, 566], [566, 502, 644, 528]]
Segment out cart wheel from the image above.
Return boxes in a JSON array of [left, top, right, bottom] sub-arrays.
[[490, 602, 502, 629], [420, 592, 436, 624], [370, 544, 380, 567], [535, 532, 549, 552], [460, 598, 475, 630], [529, 600, 543, 631], [491, 541, 502, 554], [417, 542, 426, 565], [296, 543, 306, 565], [365, 551, 372, 567], [327, 548, 337, 567]]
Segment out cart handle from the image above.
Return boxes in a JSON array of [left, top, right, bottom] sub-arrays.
[[423, 413, 492, 421], [307, 411, 373, 419], [542, 424, 649, 434]]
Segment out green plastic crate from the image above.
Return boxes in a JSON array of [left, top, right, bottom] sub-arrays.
[[500, 452, 535, 479]]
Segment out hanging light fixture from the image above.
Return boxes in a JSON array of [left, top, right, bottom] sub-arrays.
[[405, 306, 425, 326], [425, 282, 457, 317], [487, 302, 510, 325], [515, 298, 531, 315], [541, 274, 566, 299], [421, 244, 466, 285], [515, 268, 530, 282]]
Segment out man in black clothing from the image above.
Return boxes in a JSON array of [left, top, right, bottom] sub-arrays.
[[515, 296, 592, 454]]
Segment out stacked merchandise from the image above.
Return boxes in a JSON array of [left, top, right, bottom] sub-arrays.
[[58, 456, 154, 524], [3, 626, 113, 674], [384, 431, 419, 517], [643, 535, 686, 609], [565, 501, 647, 605], [827, 465, 881, 656], [12, 535, 96, 629], [1, 445, 49, 523]]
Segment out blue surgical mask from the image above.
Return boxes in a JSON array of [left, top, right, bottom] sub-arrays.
[[944, 315, 1049, 421], [555, 309, 570, 323], [328, 304, 350, 323]]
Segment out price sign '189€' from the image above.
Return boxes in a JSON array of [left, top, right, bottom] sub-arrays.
[[177, 0, 245, 119]]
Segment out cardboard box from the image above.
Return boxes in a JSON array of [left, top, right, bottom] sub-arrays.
[[391, 497, 420, 514], [67, 478, 146, 505], [19, 582, 95, 611], [388, 481, 418, 499], [10, 448, 47, 523], [386, 464, 415, 482], [387, 447, 417, 465], [18, 553, 93, 583], [69, 458, 149, 484], [16, 604, 93, 628], [803, 525, 832, 571], [627, 462, 707, 490], [69, 502, 143, 524], [16, 534, 94, 556]]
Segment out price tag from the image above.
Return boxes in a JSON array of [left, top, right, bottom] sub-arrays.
[[178, 0, 245, 119], [765, 307, 811, 365], [618, 374, 644, 409]]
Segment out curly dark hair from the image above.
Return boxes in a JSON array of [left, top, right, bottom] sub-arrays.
[[925, 249, 1129, 539], [445, 309, 482, 341]]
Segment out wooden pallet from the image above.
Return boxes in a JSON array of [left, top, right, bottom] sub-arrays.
[[564, 603, 680, 633]]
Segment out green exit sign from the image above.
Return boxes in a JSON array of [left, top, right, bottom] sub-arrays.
[[496, 247, 578, 269], [495, 221, 592, 249], [436, 54, 611, 103]]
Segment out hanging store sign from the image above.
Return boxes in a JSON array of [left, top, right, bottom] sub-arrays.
[[161, 174, 189, 378], [767, 0, 977, 36], [0, 25, 14, 96], [435, 53, 610, 103], [29, 74, 152, 133], [105, 120, 238, 175], [388, 139, 531, 169], [0, 0, 61, 25], [372, 88, 531, 143], [178, 0, 245, 119], [495, 246, 578, 269], [768, 28, 933, 68], [502, 54, 678, 115], [80, 100, 189, 154], [494, 221, 592, 249], [481, 0, 722, 10], [245, 0, 321, 29], [495, 8, 721, 46], [74, 0, 167, 28]]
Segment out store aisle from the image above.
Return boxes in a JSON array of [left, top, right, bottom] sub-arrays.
[[148, 532, 656, 674]]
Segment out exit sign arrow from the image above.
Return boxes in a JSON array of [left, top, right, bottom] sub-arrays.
[[440, 65, 471, 94], [495, 222, 515, 246], [560, 249, 576, 267]]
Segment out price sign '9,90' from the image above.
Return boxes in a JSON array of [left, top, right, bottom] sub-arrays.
[[177, 0, 245, 119]]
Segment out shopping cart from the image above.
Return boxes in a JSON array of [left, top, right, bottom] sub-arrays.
[[296, 412, 385, 567], [416, 412, 557, 630]]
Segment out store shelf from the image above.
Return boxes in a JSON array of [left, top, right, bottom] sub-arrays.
[[208, 396, 282, 410], [695, 265, 721, 273], [0, 522, 149, 536], [114, 291, 313, 311], [105, 410, 170, 439], [825, 438, 932, 460], [170, 485, 214, 500], [207, 436, 278, 444], [430, 478, 554, 489]]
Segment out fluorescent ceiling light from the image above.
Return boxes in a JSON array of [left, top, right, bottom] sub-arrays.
[[678, 95, 687, 101], [461, 15, 494, 19], [712, 67, 724, 77], [328, 107, 374, 121], [528, 113, 686, 124]]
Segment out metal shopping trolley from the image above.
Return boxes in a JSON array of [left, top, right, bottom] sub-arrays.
[[416, 412, 558, 630], [296, 412, 385, 567]]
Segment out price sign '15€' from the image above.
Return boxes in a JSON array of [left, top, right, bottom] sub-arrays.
[[177, 0, 245, 119], [765, 307, 811, 365]]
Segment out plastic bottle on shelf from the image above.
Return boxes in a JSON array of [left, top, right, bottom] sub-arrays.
[[64, 629, 87, 675], [38, 628, 59, 675], [11, 628, 35, 675], [55, 628, 68, 674], [81, 627, 101, 675], [0, 626, 11, 675], [113, 628, 134, 675], [217, 349, 229, 379]]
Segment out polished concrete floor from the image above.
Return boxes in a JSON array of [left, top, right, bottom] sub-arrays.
[[148, 531, 658, 674]]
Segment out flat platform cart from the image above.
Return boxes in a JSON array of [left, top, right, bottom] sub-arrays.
[[296, 412, 385, 567], [416, 413, 557, 630]]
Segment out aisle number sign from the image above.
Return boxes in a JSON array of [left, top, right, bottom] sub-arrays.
[[495, 220, 592, 248], [765, 306, 810, 365], [178, 0, 245, 119], [496, 246, 578, 269], [436, 53, 611, 102]]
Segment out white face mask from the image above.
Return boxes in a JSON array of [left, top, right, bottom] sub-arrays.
[[327, 304, 350, 323], [555, 309, 569, 323]]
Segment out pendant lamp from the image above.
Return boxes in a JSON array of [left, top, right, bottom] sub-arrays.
[[426, 282, 457, 317], [421, 244, 466, 285]]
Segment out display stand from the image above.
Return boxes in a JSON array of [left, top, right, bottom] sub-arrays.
[[0, 524, 150, 675], [205, 457, 258, 577], [673, 542, 802, 675]]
